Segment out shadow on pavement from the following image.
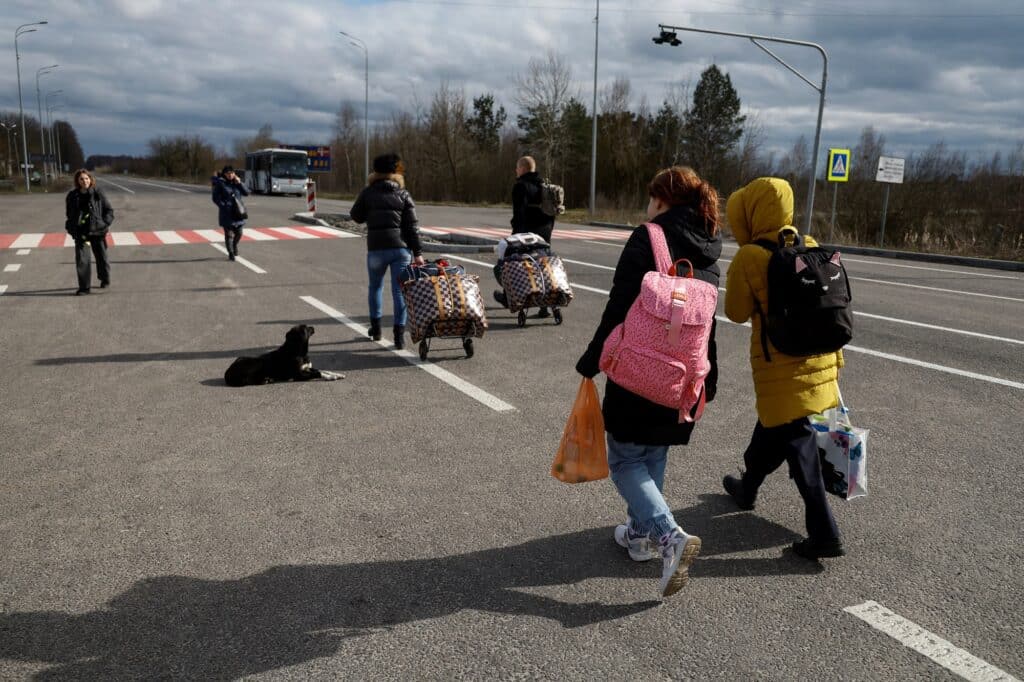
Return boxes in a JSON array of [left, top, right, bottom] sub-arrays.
[[0, 505, 819, 679]]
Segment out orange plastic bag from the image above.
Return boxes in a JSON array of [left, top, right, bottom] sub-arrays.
[[551, 378, 609, 483]]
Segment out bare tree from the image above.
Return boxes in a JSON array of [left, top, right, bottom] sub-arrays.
[[513, 50, 574, 173]]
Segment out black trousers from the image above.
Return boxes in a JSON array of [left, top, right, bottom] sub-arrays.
[[742, 418, 840, 543], [224, 227, 243, 256], [75, 236, 110, 291]]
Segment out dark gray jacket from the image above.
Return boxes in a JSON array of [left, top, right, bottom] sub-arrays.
[[349, 173, 422, 255], [65, 187, 114, 238], [211, 175, 250, 229]]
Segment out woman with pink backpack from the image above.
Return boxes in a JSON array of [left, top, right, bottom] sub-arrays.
[[576, 166, 722, 598]]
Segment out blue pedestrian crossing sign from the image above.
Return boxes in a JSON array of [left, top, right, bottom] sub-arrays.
[[828, 148, 851, 182]]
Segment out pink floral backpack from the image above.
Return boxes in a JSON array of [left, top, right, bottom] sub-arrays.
[[599, 223, 718, 423]]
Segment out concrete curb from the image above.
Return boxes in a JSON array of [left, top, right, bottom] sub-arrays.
[[292, 212, 333, 228], [587, 221, 1023, 272]]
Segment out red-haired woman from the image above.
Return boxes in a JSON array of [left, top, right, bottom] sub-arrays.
[[576, 166, 722, 598], [64, 169, 114, 295]]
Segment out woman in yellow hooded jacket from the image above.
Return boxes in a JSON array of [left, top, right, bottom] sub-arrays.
[[721, 177, 845, 561]]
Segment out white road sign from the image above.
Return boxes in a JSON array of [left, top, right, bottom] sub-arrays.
[[876, 156, 905, 184]]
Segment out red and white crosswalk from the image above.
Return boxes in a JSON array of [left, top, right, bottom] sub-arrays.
[[0, 224, 356, 249], [0, 224, 631, 250]]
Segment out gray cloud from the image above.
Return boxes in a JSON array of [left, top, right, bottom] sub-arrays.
[[3, 0, 1022, 162]]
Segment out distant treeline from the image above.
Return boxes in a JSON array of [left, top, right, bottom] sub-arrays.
[[0, 111, 85, 180], [115, 53, 1024, 259]]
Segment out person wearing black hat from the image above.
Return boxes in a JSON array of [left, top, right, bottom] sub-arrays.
[[211, 165, 250, 261], [349, 152, 425, 349]]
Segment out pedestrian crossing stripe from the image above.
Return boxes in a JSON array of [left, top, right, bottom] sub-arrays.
[[828, 148, 851, 182], [0, 225, 631, 249]]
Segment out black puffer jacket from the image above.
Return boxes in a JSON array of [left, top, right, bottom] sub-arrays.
[[349, 173, 422, 255], [511, 171, 554, 243], [65, 187, 114, 238], [576, 204, 722, 445]]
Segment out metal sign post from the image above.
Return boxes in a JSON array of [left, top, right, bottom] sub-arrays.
[[826, 148, 850, 242], [875, 156, 905, 248]]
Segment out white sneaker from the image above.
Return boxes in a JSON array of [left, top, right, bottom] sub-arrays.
[[659, 531, 702, 597], [614, 524, 658, 562]]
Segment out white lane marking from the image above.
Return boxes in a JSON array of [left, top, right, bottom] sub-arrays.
[[853, 276, 1024, 303], [584, 240, 626, 248], [64, 234, 75, 247], [209, 244, 266, 274], [562, 257, 614, 271], [98, 177, 136, 194], [242, 228, 277, 241], [301, 224, 360, 238], [0, 284, 7, 295], [110, 232, 140, 246], [195, 229, 225, 242], [841, 257, 1020, 280], [445, 254, 1023, 391], [573, 283, 614, 295], [272, 226, 318, 240], [855, 311, 1024, 346], [4, 264, 21, 272], [118, 177, 191, 193], [301, 296, 516, 413], [16, 249, 30, 255], [717, 257, 1022, 302], [843, 344, 1024, 390], [11, 234, 43, 249], [845, 601, 1021, 682], [154, 230, 187, 244]]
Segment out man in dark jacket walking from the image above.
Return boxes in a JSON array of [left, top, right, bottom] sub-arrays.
[[65, 169, 114, 295], [211, 166, 250, 261], [495, 156, 557, 316]]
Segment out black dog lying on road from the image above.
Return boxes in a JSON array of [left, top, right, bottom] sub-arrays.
[[224, 324, 343, 386]]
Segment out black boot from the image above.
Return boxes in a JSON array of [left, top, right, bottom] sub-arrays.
[[723, 473, 756, 510], [393, 325, 405, 350], [368, 318, 382, 341]]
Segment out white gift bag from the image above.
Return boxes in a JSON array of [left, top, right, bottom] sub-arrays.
[[809, 389, 868, 500]]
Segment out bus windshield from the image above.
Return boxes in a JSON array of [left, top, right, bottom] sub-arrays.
[[272, 154, 308, 179]]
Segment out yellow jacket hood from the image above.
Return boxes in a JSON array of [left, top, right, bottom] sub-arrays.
[[726, 177, 794, 246]]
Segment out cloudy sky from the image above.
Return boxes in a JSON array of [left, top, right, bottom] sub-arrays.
[[3, 0, 1022, 164]]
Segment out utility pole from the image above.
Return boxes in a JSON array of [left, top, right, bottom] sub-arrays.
[[589, 0, 599, 215], [15, 21, 48, 191]]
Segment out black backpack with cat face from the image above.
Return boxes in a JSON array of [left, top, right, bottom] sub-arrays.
[[754, 227, 853, 361]]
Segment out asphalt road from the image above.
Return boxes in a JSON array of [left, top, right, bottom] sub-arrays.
[[1, 175, 1021, 680]]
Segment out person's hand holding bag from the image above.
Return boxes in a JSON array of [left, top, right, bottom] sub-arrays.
[[551, 377, 608, 483]]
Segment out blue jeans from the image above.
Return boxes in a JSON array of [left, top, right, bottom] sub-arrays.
[[367, 248, 412, 325], [607, 435, 679, 540]]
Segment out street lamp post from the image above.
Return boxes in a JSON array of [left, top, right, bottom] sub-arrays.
[[35, 64, 58, 184], [339, 31, 369, 186], [47, 93, 64, 177], [653, 23, 828, 233], [15, 21, 48, 191], [0, 122, 15, 177], [589, 0, 599, 215]]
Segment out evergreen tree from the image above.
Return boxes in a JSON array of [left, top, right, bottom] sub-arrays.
[[465, 94, 507, 152], [681, 64, 745, 180]]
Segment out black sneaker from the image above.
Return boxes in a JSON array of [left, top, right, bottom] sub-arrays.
[[75, 289, 90, 296], [723, 474, 755, 510], [100, 280, 109, 289], [535, 306, 551, 318], [493, 290, 507, 307], [792, 538, 845, 561]]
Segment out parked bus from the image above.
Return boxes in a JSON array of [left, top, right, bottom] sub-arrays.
[[245, 148, 308, 195]]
